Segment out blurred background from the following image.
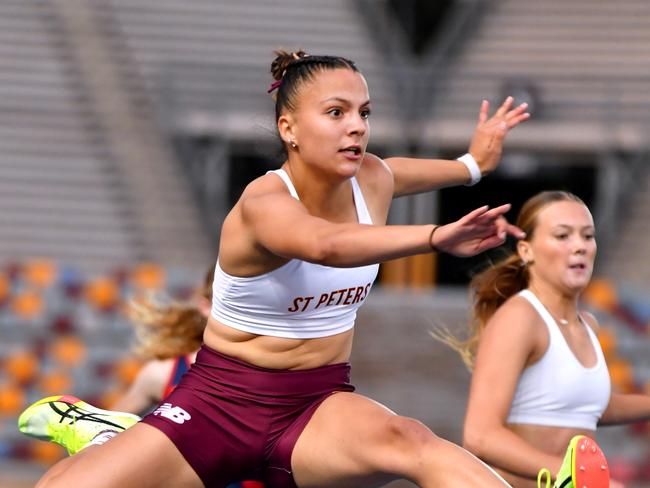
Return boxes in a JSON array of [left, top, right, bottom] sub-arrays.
[[0, 0, 649, 486]]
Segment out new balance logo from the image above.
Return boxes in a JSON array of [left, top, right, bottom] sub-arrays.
[[152, 403, 191, 424]]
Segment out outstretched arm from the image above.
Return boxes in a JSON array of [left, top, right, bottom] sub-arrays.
[[244, 189, 524, 268], [386, 97, 530, 197]]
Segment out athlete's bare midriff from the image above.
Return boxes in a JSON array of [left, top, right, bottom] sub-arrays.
[[203, 316, 355, 370], [496, 423, 595, 488]]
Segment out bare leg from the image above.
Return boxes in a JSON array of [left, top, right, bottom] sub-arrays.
[[34, 423, 203, 488], [291, 392, 510, 488]]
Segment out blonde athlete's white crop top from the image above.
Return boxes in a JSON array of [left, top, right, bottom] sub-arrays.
[[506, 289, 611, 430], [211, 169, 379, 339]]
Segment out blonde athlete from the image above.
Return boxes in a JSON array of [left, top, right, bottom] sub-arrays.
[[110, 268, 213, 415], [445, 191, 650, 487]]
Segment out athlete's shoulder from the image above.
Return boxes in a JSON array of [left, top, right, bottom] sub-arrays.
[[235, 169, 301, 221], [241, 169, 292, 199], [496, 292, 540, 318], [360, 152, 391, 175], [481, 293, 547, 361], [357, 152, 393, 192], [487, 293, 544, 336]]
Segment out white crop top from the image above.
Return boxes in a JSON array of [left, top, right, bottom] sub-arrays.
[[506, 289, 611, 430], [211, 169, 380, 339]]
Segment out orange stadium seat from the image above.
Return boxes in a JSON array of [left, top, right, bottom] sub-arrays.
[[11, 290, 45, 319], [3, 349, 39, 384], [30, 438, 66, 465], [113, 357, 143, 386], [84, 276, 120, 311], [23, 259, 57, 288], [38, 370, 73, 396], [50, 335, 87, 367], [583, 279, 618, 311], [596, 326, 617, 360], [0, 270, 9, 303], [0, 382, 26, 416], [608, 359, 636, 394], [130, 263, 166, 291]]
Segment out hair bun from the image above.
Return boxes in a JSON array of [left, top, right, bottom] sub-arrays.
[[270, 49, 309, 81]]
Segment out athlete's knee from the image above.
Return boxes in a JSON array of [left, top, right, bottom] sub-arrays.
[[373, 415, 449, 478], [382, 415, 441, 453]]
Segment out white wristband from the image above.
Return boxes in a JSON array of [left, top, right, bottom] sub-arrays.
[[457, 153, 481, 186]]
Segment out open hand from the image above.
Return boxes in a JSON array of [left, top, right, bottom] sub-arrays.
[[432, 204, 525, 257], [467, 97, 530, 176]]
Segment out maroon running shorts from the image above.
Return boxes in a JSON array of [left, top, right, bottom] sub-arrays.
[[142, 345, 354, 488]]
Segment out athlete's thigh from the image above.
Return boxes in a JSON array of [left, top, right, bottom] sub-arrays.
[[291, 392, 437, 488], [37, 423, 203, 488]]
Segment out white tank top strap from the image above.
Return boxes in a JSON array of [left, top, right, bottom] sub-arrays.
[[267, 169, 299, 199], [351, 177, 373, 225], [518, 289, 562, 338], [580, 314, 606, 361], [267, 168, 373, 225]]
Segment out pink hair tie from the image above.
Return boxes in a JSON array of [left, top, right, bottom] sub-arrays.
[[267, 80, 282, 94]]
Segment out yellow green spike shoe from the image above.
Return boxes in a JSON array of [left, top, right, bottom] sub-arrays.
[[18, 395, 140, 455], [538, 435, 609, 488]]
